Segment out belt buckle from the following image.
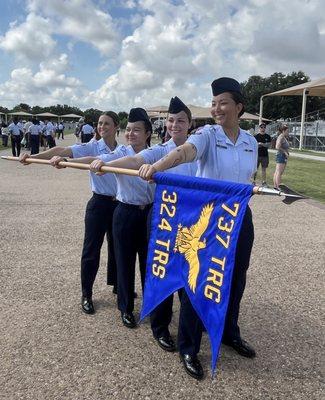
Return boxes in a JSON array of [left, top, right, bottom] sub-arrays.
[[139, 205, 145, 210]]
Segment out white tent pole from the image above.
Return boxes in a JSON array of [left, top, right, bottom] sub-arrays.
[[259, 96, 264, 125], [299, 88, 308, 150]]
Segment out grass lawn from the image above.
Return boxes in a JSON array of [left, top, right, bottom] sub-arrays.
[[255, 157, 325, 203], [290, 148, 325, 157]]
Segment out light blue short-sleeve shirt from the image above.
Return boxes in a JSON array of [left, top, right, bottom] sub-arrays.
[[139, 138, 197, 177], [187, 125, 257, 184], [70, 139, 121, 196], [100, 145, 155, 205]]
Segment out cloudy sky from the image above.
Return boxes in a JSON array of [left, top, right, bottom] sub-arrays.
[[0, 0, 324, 111]]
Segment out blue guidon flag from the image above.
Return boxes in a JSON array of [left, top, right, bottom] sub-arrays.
[[140, 172, 253, 375]]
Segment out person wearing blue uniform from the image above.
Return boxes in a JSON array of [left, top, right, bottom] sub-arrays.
[[8, 118, 22, 157], [90, 108, 154, 329], [28, 119, 42, 155], [19, 111, 121, 314], [139, 78, 258, 380], [97, 98, 198, 353]]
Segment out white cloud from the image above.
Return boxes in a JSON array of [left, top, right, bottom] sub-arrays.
[[0, 61, 83, 108], [0, 0, 324, 110], [0, 13, 55, 62], [27, 0, 121, 56]]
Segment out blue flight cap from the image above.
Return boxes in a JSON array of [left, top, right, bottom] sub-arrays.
[[211, 77, 242, 96], [128, 107, 150, 123], [128, 107, 152, 133]]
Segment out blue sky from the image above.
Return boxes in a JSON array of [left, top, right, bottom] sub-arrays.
[[0, 0, 324, 111]]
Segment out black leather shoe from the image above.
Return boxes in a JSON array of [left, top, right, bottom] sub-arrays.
[[180, 354, 204, 380], [222, 337, 256, 358], [81, 296, 95, 314], [121, 312, 136, 328], [155, 335, 176, 352]]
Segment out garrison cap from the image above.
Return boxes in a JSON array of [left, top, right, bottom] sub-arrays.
[[211, 77, 242, 96], [168, 96, 190, 115], [128, 107, 152, 133], [128, 108, 150, 123]]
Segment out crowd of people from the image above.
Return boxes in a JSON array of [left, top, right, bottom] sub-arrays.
[[4, 76, 291, 381], [0, 118, 69, 156]]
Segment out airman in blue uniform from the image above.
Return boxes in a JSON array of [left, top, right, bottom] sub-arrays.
[[90, 108, 154, 329], [19, 111, 121, 314], [139, 78, 258, 380]]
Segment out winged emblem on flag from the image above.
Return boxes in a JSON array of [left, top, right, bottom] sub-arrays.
[[174, 203, 214, 293]]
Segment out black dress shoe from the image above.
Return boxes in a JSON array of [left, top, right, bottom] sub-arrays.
[[180, 354, 204, 380], [81, 296, 95, 314], [155, 335, 176, 352], [121, 312, 136, 328], [222, 337, 256, 358]]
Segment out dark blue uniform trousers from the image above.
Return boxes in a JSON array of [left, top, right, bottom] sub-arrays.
[[30, 135, 40, 155], [81, 193, 117, 297], [150, 206, 254, 356], [113, 202, 151, 313]]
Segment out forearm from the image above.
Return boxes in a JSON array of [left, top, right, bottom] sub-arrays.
[[106, 155, 145, 170], [29, 146, 72, 159], [152, 142, 197, 172], [68, 156, 97, 164]]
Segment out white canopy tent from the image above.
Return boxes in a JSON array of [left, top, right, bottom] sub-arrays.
[[35, 112, 59, 122], [8, 111, 33, 117], [259, 77, 325, 150], [60, 113, 83, 119]]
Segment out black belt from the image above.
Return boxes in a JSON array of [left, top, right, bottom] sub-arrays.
[[93, 192, 116, 201], [118, 202, 152, 210]]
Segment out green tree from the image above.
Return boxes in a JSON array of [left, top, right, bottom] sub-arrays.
[[12, 103, 31, 112], [242, 71, 325, 121], [84, 108, 102, 124], [118, 111, 128, 129]]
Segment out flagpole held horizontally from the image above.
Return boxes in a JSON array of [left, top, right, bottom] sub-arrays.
[[1, 156, 305, 203]]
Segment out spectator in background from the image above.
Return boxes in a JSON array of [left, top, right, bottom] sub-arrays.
[[273, 124, 290, 189], [81, 119, 95, 143], [28, 119, 42, 155], [1, 122, 9, 147], [9, 118, 22, 156], [45, 120, 56, 148], [17, 119, 24, 137], [253, 123, 271, 186], [23, 119, 33, 149], [57, 122, 65, 139]]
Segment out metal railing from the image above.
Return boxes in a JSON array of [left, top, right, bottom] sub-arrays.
[[264, 108, 325, 151]]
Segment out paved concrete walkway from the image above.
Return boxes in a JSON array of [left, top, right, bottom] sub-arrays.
[[0, 136, 324, 399]]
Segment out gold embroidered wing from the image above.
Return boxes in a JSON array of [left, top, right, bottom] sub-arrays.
[[185, 248, 200, 293], [188, 203, 214, 239]]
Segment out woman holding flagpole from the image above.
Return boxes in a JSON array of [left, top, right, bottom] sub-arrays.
[[89, 108, 154, 329], [139, 77, 258, 379], [19, 111, 121, 314]]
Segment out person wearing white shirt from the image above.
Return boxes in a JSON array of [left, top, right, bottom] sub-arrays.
[[8, 118, 22, 156], [81, 121, 94, 143], [19, 112, 121, 315], [57, 122, 64, 139], [139, 77, 258, 379], [90, 108, 154, 329], [1, 122, 9, 147], [28, 119, 43, 154], [45, 120, 56, 148]]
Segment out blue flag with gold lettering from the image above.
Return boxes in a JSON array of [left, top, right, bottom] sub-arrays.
[[140, 172, 253, 374]]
